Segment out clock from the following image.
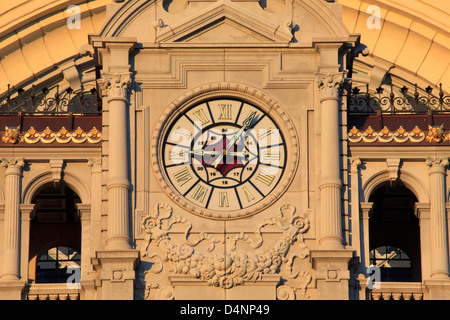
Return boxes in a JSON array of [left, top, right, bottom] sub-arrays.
[[152, 94, 299, 220]]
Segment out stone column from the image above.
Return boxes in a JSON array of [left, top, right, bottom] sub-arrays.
[[426, 157, 450, 279], [1, 158, 25, 281], [102, 72, 132, 251], [316, 72, 346, 249]]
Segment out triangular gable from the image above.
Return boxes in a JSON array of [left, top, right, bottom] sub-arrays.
[[156, 2, 293, 44]]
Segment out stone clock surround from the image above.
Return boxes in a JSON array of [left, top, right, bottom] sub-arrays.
[[151, 83, 300, 220]]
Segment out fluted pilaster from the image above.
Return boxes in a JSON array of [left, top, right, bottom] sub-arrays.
[[427, 157, 450, 279], [1, 158, 25, 280], [316, 72, 345, 249]]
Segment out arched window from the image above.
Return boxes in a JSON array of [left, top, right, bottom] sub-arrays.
[[370, 246, 414, 282], [28, 182, 81, 284], [35, 246, 81, 283], [368, 181, 421, 282]]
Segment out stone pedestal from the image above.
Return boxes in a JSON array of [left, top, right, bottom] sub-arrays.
[[425, 279, 450, 299], [311, 249, 354, 300], [0, 280, 26, 300], [92, 250, 140, 300]]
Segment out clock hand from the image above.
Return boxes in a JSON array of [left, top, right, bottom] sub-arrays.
[[228, 151, 246, 157], [211, 111, 256, 168], [186, 149, 222, 156]]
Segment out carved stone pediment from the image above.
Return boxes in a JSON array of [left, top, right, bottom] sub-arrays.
[[156, 2, 293, 44]]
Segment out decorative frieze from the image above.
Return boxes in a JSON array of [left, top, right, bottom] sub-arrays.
[[1, 126, 101, 144], [140, 203, 312, 299], [347, 125, 450, 143]]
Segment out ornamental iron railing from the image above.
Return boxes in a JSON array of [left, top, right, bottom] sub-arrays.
[[348, 83, 450, 115], [0, 84, 101, 115]]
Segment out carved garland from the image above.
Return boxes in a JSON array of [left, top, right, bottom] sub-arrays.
[[140, 203, 312, 298]]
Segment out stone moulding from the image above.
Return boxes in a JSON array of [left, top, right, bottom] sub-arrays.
[[347, 125, 450, 143], [140, 203, 312, 298], [1, 126, 101, 144]]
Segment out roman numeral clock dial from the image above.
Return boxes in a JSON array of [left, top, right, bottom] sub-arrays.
[[154, 98, 298, 220]]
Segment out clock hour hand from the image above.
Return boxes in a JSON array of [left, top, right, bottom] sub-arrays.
[[211, 111, 256, 168]]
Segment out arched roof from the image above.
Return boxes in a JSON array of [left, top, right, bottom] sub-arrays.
[[0, 0, 448, 95], [0, 0, 109, 94], [337, 0, 450, 91]]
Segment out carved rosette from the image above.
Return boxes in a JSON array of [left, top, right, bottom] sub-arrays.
[[315, 72, 346, 101], [100, 72, 132, 101]]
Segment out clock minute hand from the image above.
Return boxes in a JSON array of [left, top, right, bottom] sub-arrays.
[[186, 149, 219, 156], [212, 111, 256, 168]]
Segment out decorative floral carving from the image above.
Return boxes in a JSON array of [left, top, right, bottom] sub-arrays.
[[87, 127, 102, 143], [40, 127, 56, 143], [2, 126, 22, 144], [410, 126, 426, 142], [71, 127, 87, 143], [140, 203, 311, 292], [56, 127, 72, 143], [426, 124, 447, 143]]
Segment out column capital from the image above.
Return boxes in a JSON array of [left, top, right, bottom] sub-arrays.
[[315, 71, 346, 101], [426, 157, 449, 167], [426, 157, 449, 173], [2, 158, 25, 175], [88, 158, 102, 174], [350, 157, 361, 173], [360, 202, 374, 219], [99, 72, 132, 102]]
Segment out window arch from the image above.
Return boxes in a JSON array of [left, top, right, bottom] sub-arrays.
[[28, 182, 82, 284], [368, 181, 421, 282]]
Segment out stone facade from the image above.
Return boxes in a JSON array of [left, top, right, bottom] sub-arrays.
[[0, 0, 449, 300]]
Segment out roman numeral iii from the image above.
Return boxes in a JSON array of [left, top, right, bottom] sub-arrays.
[[256, 169, 275, 186], [173, 167, 192, 186]]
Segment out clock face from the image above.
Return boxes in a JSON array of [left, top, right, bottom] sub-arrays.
[[154, 97, 297, 219]]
